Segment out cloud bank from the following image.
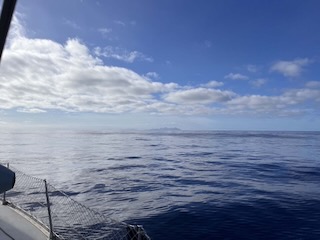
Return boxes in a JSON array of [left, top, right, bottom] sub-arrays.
[[0, 17, 319, 118]]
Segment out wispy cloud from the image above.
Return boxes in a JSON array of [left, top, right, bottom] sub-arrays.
[[270, 58, 310, 77], [113, 20, 136, 27], [94, 46, 153, 63], [247, 64, 259, 73], [144, 72, 160, 80], [63, 18, 80, 30], [114, 20, 126, 26], [224, 73, 248, 80], [204, 40, 212, 48], [305, 81, 320, 88], [250, 78, 267, 88], [17, 108, 47, 113], [98, 27, 112, 37], [8, 15, 26, 40]]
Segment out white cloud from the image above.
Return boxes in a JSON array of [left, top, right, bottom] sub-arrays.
[[250, 78, 267, 88], [270, 58, 310, 77], [0, 25, 169, 113], [202, 80, 224, 88], [227, 88, 320, 115], [0, 17, 319, 119], [224, 73, 248, 80], [228, 95, 286, 111], [283, 88, 320, 103], [164, 88, 236, 105], [305, 81, 320, 88], [94, 46, 153, 63]]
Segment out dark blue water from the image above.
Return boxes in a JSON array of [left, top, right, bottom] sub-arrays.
[[0, 130, 320, 239]]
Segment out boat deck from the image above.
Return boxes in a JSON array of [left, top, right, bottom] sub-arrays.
[[0, 203, 49, 240]]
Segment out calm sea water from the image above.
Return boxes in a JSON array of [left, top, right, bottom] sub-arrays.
[[0, 129, 320, 239]]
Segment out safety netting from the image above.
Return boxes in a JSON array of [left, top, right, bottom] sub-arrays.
[[0, 163, 150, 240]]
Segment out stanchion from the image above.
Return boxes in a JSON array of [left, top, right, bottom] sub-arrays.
[[44, 179, 55, 240]]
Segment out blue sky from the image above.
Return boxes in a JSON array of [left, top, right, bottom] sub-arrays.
[[0, 0, 320, 130]]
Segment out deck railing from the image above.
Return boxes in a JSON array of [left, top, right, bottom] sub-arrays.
[[0, 163, 150, 240]]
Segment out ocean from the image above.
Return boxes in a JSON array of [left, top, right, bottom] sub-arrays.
[[0, 130, 320, 239]]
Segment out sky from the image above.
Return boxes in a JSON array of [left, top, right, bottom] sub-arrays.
[[0, 0, 320, 130]]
